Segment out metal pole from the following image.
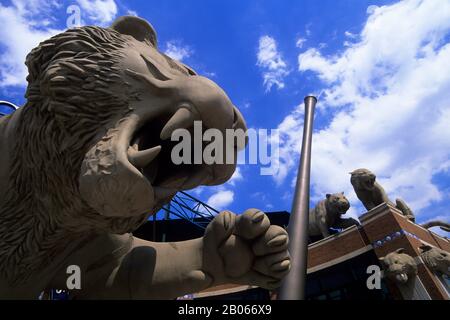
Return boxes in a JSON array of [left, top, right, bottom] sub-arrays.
[[278, 95, 317, 300]]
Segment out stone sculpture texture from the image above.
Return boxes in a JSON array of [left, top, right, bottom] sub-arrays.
[[350, 168, 449, 232], [308, 192, 359, 239], [419, 245, 450, 277], [349, 169, 412, 217], [0, 16, 290, 299], [379, 248, 418, 284]]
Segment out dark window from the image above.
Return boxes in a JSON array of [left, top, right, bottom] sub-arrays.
[[306, 250, 393, 300]]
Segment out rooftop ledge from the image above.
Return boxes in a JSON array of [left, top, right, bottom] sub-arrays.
[[308, 224, 360, 249], [358, 202, 449, 244]]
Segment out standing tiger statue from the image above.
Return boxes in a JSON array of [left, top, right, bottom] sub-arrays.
[[350, 169, 449, 233], [308, 192, 360, 239]]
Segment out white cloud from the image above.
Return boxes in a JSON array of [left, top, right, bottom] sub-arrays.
[[190, 186, 205, 197], [296, 37, 306, 48], [207, 190, 234, 210], [192, 166, 242, 212], [202, 167, 243, 210], [277, 0, 450, 219], [227, 167, 243, 186], [126, 10, 138, 17], [0, 1, 62, 87], [257, 35, 290, 92], [344, 31, 357, 39], [305, 23, 312, 37], [366, 5, 379, 15], [0, 0, 119, 87], [0, 0, 126, 87], [241, 101, 251, 109], [76, 0, 118, 25], [202, 71, 216, 78], [164, 41, 193, 61], [271, 102, 304, 185]]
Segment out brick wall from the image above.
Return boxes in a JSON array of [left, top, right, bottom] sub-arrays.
[[307, 226, 369, 269], [359, 204, 449, 300]]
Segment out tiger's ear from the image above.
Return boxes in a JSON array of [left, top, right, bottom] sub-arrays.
[[326, 194, 331, 199], [341, 191, 345, 195], [396, 248, 406, 254], [110, 16, 158, 47]]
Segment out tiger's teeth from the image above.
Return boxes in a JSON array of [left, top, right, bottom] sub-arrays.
[[127, 145, 161, 168], [160, 108, 194, 140], [395, 273, 408, 283]]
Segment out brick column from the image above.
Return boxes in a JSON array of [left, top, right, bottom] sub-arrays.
[[359, 203, 449, 300]]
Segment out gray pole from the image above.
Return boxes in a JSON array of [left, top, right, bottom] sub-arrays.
[[278, 95, 317, 300]]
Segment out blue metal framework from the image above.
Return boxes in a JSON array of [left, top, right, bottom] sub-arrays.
[[161, 191, 219, 229], [0, 100, 19, 117]]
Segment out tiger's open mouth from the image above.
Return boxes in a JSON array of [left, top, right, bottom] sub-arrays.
[[337, 203, 350, 214], [125, 107, 240, 205], [394, 272, 408, 283], [121, 102, 246, 210], [363, 176, 376, 190]]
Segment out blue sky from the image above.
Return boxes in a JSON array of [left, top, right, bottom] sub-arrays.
[[1, 0, 449, 233]]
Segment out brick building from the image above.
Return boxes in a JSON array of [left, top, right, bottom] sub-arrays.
[[134, 203, 450, 300], [304, 203, 449, 300]]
